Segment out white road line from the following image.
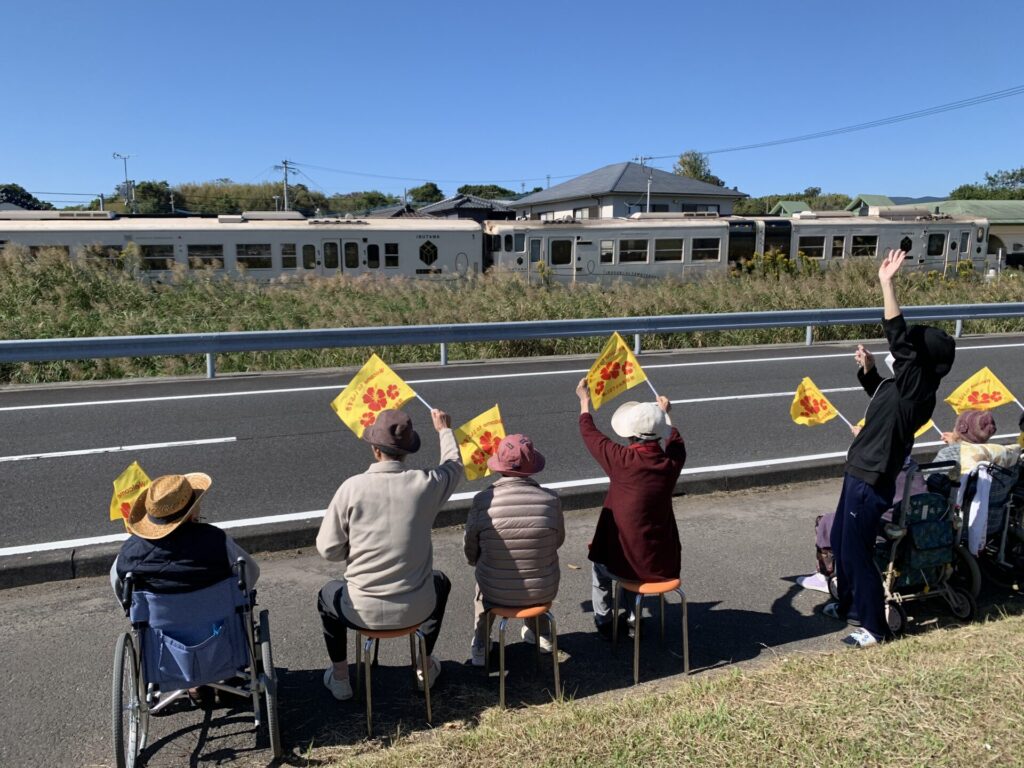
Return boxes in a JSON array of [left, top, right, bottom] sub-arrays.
[[3, 340, 1020, 413], [0, 437, 236, 463], [6, 433, 1017, 558], [671, 386, 862, 404]]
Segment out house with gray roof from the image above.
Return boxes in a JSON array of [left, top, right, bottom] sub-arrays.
[[417, 193, 514, 223], [510, 162, 747, 220]]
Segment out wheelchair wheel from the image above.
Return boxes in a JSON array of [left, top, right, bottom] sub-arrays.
[[950, 545, 982, 598], [112, 632, 146, 768], [885, 601, 906, 636], [946, 586, 977, 622], [259, 609, 283, 758]]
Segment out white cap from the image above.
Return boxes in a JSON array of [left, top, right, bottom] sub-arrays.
[[610, 401, 670, 441]]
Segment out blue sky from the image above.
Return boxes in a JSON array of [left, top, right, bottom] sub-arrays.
[[5, 0, 1023, 206]]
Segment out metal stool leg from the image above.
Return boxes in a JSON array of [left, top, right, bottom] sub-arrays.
[[633, 594, 643, 685], [484, 610, 492, 674], [417, 631, 432, 724], [363, 636, 375, 736], [408, 633, 418, 688], [533, 616, 541, 671], [678, 588, 689, 675], [498, 617, 509, 708], [611, 581, 621, 649], [355, 631, 363, 697], [546, 612, 560, 699], [660, 594, 666, 643]]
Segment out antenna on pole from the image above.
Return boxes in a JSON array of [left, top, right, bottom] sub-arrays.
[[273, 160, 293, 210], [113, 153, 135, 213]]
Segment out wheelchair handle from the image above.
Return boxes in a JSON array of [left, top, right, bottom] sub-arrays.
[[120, 572, 135, 616], [235, 557, 246, 591]]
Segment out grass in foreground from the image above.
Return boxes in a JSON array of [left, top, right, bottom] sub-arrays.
[[2, 248, 1023, 383], [319, 613, 1024, 768]]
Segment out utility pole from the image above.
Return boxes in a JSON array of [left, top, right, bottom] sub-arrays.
[[273, 160, 293, 210], [99, 193, 105, 211], [169, 191, 175, 214], [113, 153, 134, 213], [646, 174, 652, 213], [546, 174, 550, 189], [272, 195, 280, 212]]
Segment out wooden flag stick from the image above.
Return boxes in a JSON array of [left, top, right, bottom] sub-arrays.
[[645, 379, 659, 399], [414, 392, 434, 411]]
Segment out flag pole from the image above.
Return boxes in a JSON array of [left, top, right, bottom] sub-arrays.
[[932, 422, 944, 437], [1016, 399, 1024, 412], [645, 379, 659, 399], [834, 410, 853, 429], [414, 393, 434, 411]]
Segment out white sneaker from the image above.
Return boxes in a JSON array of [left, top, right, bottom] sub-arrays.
[[470, 641, 486, 667], [323, 668, 353, 700], [521, 624, 554, 653], [416, 655, 442, 690], [841, 628, 880, 648]]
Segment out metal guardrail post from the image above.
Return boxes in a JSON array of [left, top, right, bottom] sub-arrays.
[[206, 353, 216, 379], [805, 325, 813, 346], [954, 319, 963, 338], [634, 334, 641, 356], [440, 342, 448, 366]]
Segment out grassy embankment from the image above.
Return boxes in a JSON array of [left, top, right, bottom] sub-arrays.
[[2, 247, 1022, 384], [319, 613, 1024, 768]]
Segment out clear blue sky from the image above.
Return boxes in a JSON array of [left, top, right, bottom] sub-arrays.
[[5, 0, 1023, 206]]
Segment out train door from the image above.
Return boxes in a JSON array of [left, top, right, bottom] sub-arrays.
[[727, 220, 756, 266], [956, 229, 972, 269], [525, 237, 542, 280], [319, 240, 342, 276], [764, 220, 792, 257], [343, 240, 361, 275], [547, 237, 575, 280]]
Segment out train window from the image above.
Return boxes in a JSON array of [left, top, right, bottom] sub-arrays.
[[851, 235, 878, 257], [550, 239, 573, 265], [650, 204, 670, 213], [302, 244, 316, 269], [514, 234, 525, 252], [281, 243, 297, 269], [618, 239, 648, 263], [797, 236, 825, 259], [504, 234, 513, 251], [420, 240, 438, 266], [323, 242, 340, 269], [600, 240, 614, 264], [187, 244, 224, 269], [29, 245, 72, 258], [367, 244, 380, 269], [236, 243, 272, 269], [140, 244, 175, 270], [529, 239, 541, 263], [385, 242, 399, 267], [691, 238, 720, 261], [654, 238, 683, 261], [960, 232, 970, 253], [832, 236, 845, 259], [977, 227, 985, 242], [344, 242, 359, 268], [926, 233, 946, 256]]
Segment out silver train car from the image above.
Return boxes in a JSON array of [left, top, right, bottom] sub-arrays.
[[0, 208, 991, 283]]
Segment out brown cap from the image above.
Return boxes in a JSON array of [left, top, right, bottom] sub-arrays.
[[362, 410, 421, 455]]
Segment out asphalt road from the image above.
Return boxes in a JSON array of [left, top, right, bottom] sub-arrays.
[[8, 479, 1015, 767], [2, 335, 1024, 553]]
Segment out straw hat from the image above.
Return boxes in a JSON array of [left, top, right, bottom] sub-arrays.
[[126, 473, 211, 540], [610, 401, 670, 441]]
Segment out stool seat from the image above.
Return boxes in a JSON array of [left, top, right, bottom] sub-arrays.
[[489, 603, 552, 620], [617, 579, 681, 595], [358, 625, 419, 640]]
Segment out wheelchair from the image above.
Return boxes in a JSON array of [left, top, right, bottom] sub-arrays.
[[112, 559, 282, 767]]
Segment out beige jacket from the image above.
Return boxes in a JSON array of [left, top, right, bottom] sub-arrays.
[[464, 476, 564, 607], [317, 429, 462, 629]]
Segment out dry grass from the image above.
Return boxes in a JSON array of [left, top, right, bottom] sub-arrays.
[[317, 613, 1024, 768], [2, 248, 1023, 384]]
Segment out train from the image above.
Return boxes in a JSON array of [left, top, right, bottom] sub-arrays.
[[0, 207, 996, 283]]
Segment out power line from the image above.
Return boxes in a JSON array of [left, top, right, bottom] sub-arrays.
[[289, 161, 578, 186]]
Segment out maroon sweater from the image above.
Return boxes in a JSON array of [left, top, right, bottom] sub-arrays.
[[580, 413, 686, 581]]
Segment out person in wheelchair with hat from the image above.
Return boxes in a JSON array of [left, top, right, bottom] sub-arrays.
[[110, 472, 260, 597]]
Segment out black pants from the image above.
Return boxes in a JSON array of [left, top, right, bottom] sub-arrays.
[[317, 571, 451, 663], [830, 473, 895, 640]]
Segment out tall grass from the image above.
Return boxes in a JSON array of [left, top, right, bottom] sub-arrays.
[[2, 246, 1022, 384]]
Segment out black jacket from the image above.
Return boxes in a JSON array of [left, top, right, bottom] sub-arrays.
[[845, 314, 953, 489], [116, 523, 233, 594]]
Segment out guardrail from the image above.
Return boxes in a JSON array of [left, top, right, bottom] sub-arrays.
[[2, 303, 1024, 378]]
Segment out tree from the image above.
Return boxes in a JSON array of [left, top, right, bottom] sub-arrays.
[[0, 183, 55, 210], [328, 190, 401, 214], [409, 182, 444, 204], [456, 184, 516, 199], [949, 165, 1024, 200], [672, 151, 725, 187], [132, 180, 175, 214], [732, 190, 853, 216]]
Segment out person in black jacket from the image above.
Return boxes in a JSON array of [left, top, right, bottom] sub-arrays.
[[110, 473, 259, 596], [824, 250, 955, 647]]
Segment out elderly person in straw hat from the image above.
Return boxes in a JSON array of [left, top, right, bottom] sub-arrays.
[[575, 379, 686, 641], [110, 473, 259, 596], [465, 434, 564, 665], [317, 408, 461, 701]]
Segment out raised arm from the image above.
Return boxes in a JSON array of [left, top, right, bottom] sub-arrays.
[[879, 249, 906, 321], [425, 409, 462, 503]]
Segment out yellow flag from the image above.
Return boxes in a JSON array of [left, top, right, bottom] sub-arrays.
[[454, 404, 506, 481], [110, 461, 151, 522], [330, 354, 417, 438], [855, 417, 936, 439], [790, 377, 838, 426], [944, 366, 1016, 414], [587, 332, 648, 410]]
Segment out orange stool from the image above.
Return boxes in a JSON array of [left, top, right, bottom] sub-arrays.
[[354, 625, 431, 737], [611, 578, 689, 685], [484, 603, 560, 708]]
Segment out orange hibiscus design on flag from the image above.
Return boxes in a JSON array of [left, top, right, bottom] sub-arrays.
[[120, 502, 131, 518], [600, 362, 621, 381], [363, 387, 388, 412], [360, 412, 377, 427], [967, 390, 1003, 406], [797, 396, 830, 418]]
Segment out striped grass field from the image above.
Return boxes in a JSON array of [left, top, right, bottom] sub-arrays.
[[2, 247, 1022, 384]]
